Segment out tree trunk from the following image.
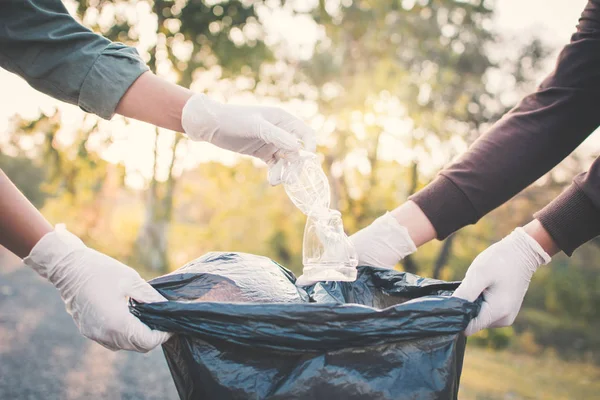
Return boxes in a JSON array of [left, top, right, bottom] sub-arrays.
[[401, 160, 420, 275], [432, 234, 456, 279], [355, 128, 382, 227], [132, 0, 180, 273], [402, 255, 419, 274], [407, 161, 419, 197], [133, 129, 184, 272], [134, 128, 169, 272], [134, 206, 169, 272]]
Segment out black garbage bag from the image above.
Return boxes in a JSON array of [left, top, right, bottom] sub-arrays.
[[131, 252, 479, 400]]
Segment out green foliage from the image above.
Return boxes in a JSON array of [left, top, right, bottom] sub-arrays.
[[0, 153, 48, 208], [72, 0, 276, 272], [292, 1, 549, 279], [177, 1, 272, 80], [514, 308, 600, 363], [542, 261, 600, 321], [307, 1, 495, 121], [169, 159, 306, 274], [76, 0, 272, 84], [470, 326, 514, 350]]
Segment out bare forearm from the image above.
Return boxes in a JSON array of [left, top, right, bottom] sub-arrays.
[[0, 170, 52, 258], [115, 72, 194, 132], [389, 201, 437, 247], [523, 219, 559, 256], [388, 200, 560, 257]]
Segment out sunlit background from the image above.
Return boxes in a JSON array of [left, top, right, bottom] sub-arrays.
[[1, 1, 599, 399]]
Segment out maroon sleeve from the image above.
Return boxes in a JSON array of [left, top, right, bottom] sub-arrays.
[[410, 0, 600, 253], [534, 157, 600, 256]]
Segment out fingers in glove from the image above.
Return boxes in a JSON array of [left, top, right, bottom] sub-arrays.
[[77, 296, 171, 352], [488, 306, 520, 328], [349, 228, 381, 268], [256, 144, 295, 186], [264, 108, 316, 152], [93, 312, 171, 353], [267, 158, 285, 186], [129, 280, 168, 303], [464, 300, 494, 336], [281, 118, 316, 152], [259, 122, 302, 152], [125, 279, 172, 352], [92, 337, 120, 352], [452, 270, 489, 303], [124, 313, 172, 353], [349, 213, 417, 269]]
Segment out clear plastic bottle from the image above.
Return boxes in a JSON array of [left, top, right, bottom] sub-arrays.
[[298, 209, 358, 285], [277, 151, 330, 216], [271, 151, 358, 286]]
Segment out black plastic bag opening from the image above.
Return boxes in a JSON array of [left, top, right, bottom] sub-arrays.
[[131, 252, 479, 400]]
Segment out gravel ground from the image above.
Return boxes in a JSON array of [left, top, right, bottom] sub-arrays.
[[0, 251, 179, 400]]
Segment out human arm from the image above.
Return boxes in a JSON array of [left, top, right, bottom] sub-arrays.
[[350, 201, 434, 269], [0, 169, 170, 352], [117, 72, 317, 165], [451, 155, 600, 336], [439, 2, 600, 336], [450, 219, 557, 336], [0, 169, 53, 258], [353, 1, 600, 265], [409, 0, 600, 247], [0, 0, 148, 120], [0, 0, 315, 166]]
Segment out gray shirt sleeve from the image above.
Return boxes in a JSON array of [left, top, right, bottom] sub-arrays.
[[0, 0, 149, 119]]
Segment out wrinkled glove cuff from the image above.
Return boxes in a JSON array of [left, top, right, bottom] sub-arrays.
[[377, 212, 417, 259], [23, 225, 86, 280], [512, 227, 551, 268], [353, 212, 417, 269], [181, 93, 220, 142]]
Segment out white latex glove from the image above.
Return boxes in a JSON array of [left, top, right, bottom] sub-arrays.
[[350, 212, 417, 269], [181, 94, 316, 183], [23, 225, 171, 352], [452, 228, 551, 336]]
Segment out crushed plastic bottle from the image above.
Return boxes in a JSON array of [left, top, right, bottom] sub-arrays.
[[270, 151, 358, 286], [300, 209, 358, 285], [277, 152, 330, 216]]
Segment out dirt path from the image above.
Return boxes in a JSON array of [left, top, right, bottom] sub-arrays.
[[0, 251, 178, 400]]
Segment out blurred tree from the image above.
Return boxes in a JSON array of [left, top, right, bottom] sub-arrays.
[[3, 111, 129, 252], [0, 149, 48, 209], [170, 159, 306, 272], [69, 0, 274, 271], [5, 112, 123, 237], [294, 0, 549, 276]]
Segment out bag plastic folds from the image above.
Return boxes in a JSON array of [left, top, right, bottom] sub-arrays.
[[131, 252, 479, 400]]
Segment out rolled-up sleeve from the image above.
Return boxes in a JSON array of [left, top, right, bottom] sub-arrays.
[[0, 0, 149, 119]]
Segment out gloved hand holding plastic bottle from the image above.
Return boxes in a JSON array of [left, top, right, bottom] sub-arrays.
[[182, 94, 316, 178], [349, 199, 437, 269], [1, 88, 318, 353], [350, 212, 417, 269], [270, 151, 358, 285], [23, 225, 172, 352], [0, 1, 321, 354]]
